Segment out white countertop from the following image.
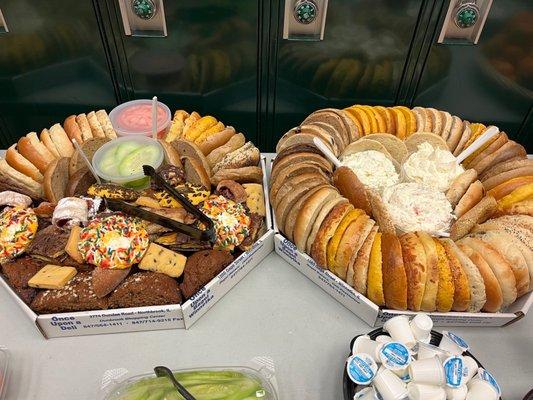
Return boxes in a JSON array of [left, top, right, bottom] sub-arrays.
[[1, 252, 533, 399]]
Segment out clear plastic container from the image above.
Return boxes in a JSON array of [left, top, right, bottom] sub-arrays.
[[109, 99, 171, 138], [0, 347, 9, 400], [103, 366, 279, 400], [92, 136, 164, 189]]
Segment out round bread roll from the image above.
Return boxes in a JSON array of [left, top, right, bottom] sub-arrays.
[[399, 232, 427, 312], [272, 172, 328, 209], [206, 133, 245, 168], [442, 239, 486, 313], [293, 187, 340, 252], [482, 165, 533, 191], [447, 116, 464, 152], [269, 163, 330, 204], [367, 189, 395, 235], [454, 180, 484, 218], [310, 202, 354, 268], [305, 196, 349, 255], [440, 239, 471, 312], [471, 231, 530, 297], [458, 237, 517, 308], [450, 196, 498, 241], [433, 238, 455, 313], [479, 158, 532, 182], [361, 133, 408, 163], [211, 166, 263, 186], [336, 216, 375, 281], [5, 145, 44, 183], [340, 139, 393, 160], [271, 153, 332, 183], [446, 169, 478, 207], [367, 232, 385, 305], [275, 180, 325, 232], [17, 136, 51, 173], [197, 126, 235, 155], [332, 166, 371, 215], [404, 132, 448, 154], [326, 209, 364, 271], [350, 225, 378, 295], [284, 184, 329, 242], [181, 156, 211, 190], [487, 176, 533, 200], [453, 120, 472, 156], [457, 243, 503, 312], [40, 129, 60, 158], [416, 231, 439, 312], [380, 233, 407, 310]]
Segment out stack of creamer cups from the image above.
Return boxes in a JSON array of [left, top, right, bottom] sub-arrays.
[[346, 314, 502, 400]]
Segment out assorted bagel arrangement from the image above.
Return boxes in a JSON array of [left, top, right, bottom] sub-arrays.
[[0, 104, 267, 315], [271, 105, 533, 313]]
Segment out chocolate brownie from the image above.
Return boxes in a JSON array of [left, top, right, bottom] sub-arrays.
[[92, 267, 130, 298], [180, 250, 234, 299], [1, 256, 45, 288], [27, 225, 70, 261], [108, 272, 182, 308], [31, 272, 108, 313]]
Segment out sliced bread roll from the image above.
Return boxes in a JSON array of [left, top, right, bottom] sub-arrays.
[[76, 114, 93, 141], [49, 124, 74, 157], [173, 139, 211, 176], [446, 169, 478, 207], [5, 145, 44, 183], [433, 238, 455, 313], [458, 243, 503, 312], [335, 215, 374, 281], [87, 111, 106, 138], [351, 225, 379, 295], [285, 185, 330, 242], [43, 157, 70, 203], [442, 239, 486, 313], [381, 233, 408, 310], [457, 237, 517, 308], [68, 138, 110, 176], [212, 142, 260, 175], [399, 232, 427, 311], [95, 110, 117, 139], [40, 129, 61, 158], [206, 133, 245, 167], [417, 231, 439, 312], [63, 115, 84, 144], [0, 158, 43, 199], [197, 126, 235, 155], [210, 166, 263, 186], [454, 180, 484, 218], [17, 135, 52, 173], [181, 156, 210, 190], [440, 239, 471, 312]]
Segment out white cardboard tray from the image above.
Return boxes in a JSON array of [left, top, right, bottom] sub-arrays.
[[0, 157, 274, 338], [269, 160, 532, 327]]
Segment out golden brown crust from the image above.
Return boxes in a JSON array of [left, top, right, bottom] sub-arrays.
[[487, 176, 533, 200], [482, 165, 533, 191], [211, 166, 263, 186], [158, 140, 183, 168], [470, 141, 527, 175], [206, 133, 246, 167], [310, 202, 353, 268], [5, 144, 44, 183], [181, 156, 211, 190], [446, 169, 478, 207], [63, 115, 84, 144], [464, 132, 508, 169], [417, 231, 439, 312], [43, 157, 69, 203], [197, 126, 235, 155], [480, 158, 533, 182], [381, 233, 407, 310], [399, 232, 427, 311], [351, 225, 378, 294], [454, 180, 484, 218], [284, 185, 328, 242], [271, 172, 328, 209], [17, 136, 51, 173], [433, 238, 455, 312], [450, 196, 497, 240], [367, 189, 395, 234], [335, 215, 374, 281], [332, 166, 371, 215], [441, 239, 471, 312], [458, 243, 503, 312]]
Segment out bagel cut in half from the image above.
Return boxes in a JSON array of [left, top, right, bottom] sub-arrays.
[[399, 232, 427, 312], [381, 233, 407, 310]]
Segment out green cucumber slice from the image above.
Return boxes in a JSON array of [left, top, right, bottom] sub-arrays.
[[118, 145, 160, 176], [115, 141, 142, 162]]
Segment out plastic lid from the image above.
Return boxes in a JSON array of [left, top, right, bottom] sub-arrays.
[[0, 347, 9, 400], [91, 136, 164, 185], [443, 356, 464, 388], [346, 353, 378, 385], [109, 99, 171, 137], [379, 342, 411, 370]]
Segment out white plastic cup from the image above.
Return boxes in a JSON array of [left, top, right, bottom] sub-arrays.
[[376, 335, 393, 344], [466, 379, 499, 400], [462, 356, 478, 385], [353, 336, 383, 360], [446, 385, 468, 400], [408, 356, 445, 386], [410, 314, 433, 343], [439, 331, 469, 355], [392, 366, 411, 383], [353, 387, 378, 400], [407, 382, 446, 400], [383, 316, 417, 349], [346, 353, 379, 385], [379, 342, 412, 371], [417, 341, 450, 363], [373, 366, 408, 400]]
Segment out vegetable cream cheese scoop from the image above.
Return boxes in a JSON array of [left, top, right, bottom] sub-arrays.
[[402, 142, 464, 192], [341, 150, 400, 195], [382, 182, 454, 236]]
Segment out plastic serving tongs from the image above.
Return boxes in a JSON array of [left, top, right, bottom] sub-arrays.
[[105, 165, 216, 243]]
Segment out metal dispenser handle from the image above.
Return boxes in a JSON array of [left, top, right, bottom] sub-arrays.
[[438, 0, 493, 45]]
